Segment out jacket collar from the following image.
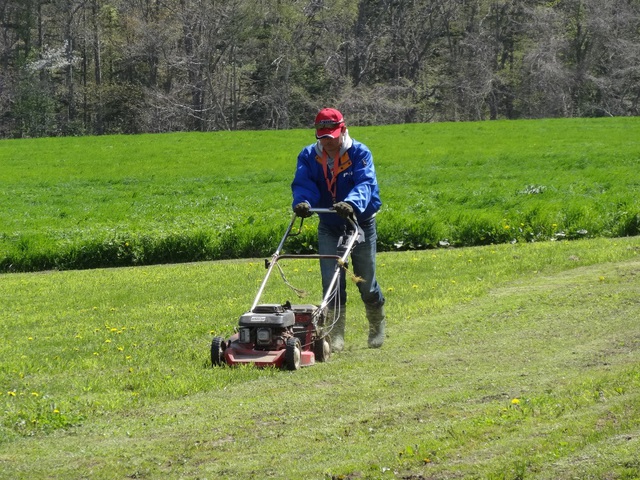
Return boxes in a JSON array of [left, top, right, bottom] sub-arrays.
[[314, 129, 353, 157]]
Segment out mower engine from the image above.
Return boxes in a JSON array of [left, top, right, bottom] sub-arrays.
[[237, 304, 295, 350]]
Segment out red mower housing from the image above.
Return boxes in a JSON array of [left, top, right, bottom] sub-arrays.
[[211, 303, 330, 370]]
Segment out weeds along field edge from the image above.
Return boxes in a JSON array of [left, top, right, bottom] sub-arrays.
[[1, 117, 639, 272]]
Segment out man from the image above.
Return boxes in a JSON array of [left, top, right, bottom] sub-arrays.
[[291, 107, 386, 351]]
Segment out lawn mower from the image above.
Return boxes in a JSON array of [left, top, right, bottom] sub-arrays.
[[210, 208, 363, 370]]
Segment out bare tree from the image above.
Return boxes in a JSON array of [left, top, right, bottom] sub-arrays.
[[2, 0, 640, 137], [520, 5, 574, 117]]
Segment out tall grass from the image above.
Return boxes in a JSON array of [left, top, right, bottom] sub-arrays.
[[1, 117, 639, 272]]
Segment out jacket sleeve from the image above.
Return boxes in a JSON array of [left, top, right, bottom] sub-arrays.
[[291, 147, 321, 208], [343, 144, 377, 215]]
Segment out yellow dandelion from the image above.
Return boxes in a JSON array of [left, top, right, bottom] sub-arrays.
[[31, 392, 39, 397], [412, 284, 418, 289], [8, 391, 16, 397], [117, 346, 124, 352], [511, 398, 520, 405], [387, 287, 395, 292], [28, 337, 33, 341], [53, 409, 60, 414], [105, 339, 112, 343]]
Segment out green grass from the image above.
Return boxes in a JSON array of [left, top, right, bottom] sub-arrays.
[[1, 236, 639, 478], [1, 117, 640, 477], [2, 117, 639, 271]]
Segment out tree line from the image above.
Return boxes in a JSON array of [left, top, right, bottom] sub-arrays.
[[1, 0, 639, 138]]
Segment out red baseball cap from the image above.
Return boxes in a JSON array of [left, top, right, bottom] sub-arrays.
[[314, 108, 345, 139]]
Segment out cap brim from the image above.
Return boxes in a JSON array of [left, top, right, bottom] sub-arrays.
[[316, 126, 342, 139]]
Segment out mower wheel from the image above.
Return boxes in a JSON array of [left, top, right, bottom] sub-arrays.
[[313, 336, 331, 363], [285, 337, 301, 370], [211, 336, 227, 366]]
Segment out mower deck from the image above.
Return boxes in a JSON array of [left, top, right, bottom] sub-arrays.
[[211, 303, 330, 370], [223, 336, 316, 368]]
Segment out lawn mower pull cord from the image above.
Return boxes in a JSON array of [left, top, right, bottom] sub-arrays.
[[211, 208, 364, 370]]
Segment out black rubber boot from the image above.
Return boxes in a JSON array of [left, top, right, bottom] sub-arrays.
[[329, 307, 346, 352], [366, 304, 386, 348]]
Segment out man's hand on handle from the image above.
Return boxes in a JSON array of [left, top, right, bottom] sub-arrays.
[[294, 202, 312, 218], [333, 201, 354, 219]]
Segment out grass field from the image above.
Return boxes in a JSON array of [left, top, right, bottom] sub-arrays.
[[1, 117, 639, 271], [1, 117, 640, 478], [1, 235, 639, 478]]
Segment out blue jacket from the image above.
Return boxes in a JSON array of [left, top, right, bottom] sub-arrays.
[[291, 133, 382, 226]]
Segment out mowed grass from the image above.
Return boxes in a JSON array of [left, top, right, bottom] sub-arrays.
[[1, 117, 639, 271], [1, 235, 639, 478]]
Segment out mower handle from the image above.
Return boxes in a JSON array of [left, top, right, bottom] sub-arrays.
[[306, 207, 361, 234], [302, 207, 362, 240], [308, 207, 334, 214], [249, 208, 363, 312]]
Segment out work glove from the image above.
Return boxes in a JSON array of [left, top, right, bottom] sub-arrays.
[[333, 201, 354, 219], [294, 202, 312, 218]]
